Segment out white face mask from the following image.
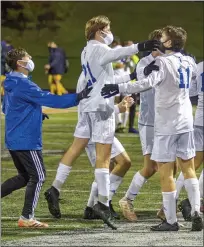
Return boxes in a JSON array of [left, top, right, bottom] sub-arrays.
[[101, 31, 114, 45], [18, 59, 35, 72]]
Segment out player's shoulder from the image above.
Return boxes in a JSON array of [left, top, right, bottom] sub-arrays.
[[138, 54, 154, 66], [197, 61, 204, 71]]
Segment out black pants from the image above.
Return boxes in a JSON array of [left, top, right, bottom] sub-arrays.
[[1, 150, 46, 219], [129, 94, 137, 129]]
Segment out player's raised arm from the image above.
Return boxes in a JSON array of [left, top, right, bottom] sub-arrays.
[[98, 40, 161, 66]]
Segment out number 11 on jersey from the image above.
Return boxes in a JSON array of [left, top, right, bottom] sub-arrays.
[[178, 67, 190, 89]]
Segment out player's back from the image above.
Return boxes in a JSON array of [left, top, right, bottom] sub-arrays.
[[79, 40, 115, 113], [136, 54, 155, 126], [154, 52, 196, 135]]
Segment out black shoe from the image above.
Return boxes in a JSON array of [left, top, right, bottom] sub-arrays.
[[109, 201, 120, 220], [150, 221, 179, 231], [191, 211, 203, 231], [115, 123, 125, 133], [93, 202, 117, 230], [44, 186, 61, 219], [178, 198, 191, 221], [83, 206, 101, 220]]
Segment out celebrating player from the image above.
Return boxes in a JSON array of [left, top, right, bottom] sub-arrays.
[[101, 25, 203, 231], [177, 61, 204, 219], [44, 15, 160, 230]]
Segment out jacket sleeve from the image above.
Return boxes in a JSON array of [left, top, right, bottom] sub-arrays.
[[18, 80, 78, 108], [119, 59, 165, 94], [98, 44, 139, 66]]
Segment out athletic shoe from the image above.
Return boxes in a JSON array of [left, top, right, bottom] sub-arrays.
[[44, 186, 61, 219], [128, 128, 139, 134], [109, 201, 120, 220], [18, 218, 48, 228], [191, 211, 203, 231], [150, 221, 179, 231], [115, 123, 125, 133], [178, 198, 191, 221], [119, 197, 137, 222], [93, 202, 117, 230], [83, 206, 100, 220]]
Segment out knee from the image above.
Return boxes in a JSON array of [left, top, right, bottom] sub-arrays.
[[29, 172, 46, 184], [123, 158, 131, 170]]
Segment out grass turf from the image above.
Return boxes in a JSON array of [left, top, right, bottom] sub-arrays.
[[1, 109, 202, 242]]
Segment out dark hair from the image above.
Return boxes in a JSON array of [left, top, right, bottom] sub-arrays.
[[162, 25, 187, 51], [6, 48, 29, 70]]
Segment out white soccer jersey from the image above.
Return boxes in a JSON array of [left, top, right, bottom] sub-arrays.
[[112, 45, 126, 76], [136, 54, 155, 126], [79, 40, 139, 113], [190, 61, 204, 127], [119, 52, 197, 135]]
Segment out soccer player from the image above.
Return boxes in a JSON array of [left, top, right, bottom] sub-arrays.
[[101, 25, 203, 231], [44, 15, 160, 230], [118, 29, 162, 222], [84, 96, 134, 220], [177, 61, 204, 219], [1, 48, 91, 228]]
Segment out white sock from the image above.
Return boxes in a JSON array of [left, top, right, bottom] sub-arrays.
[[184, 178, 200, 215], [87, 181, 98, 208], [95, 168, 110, 207], [52, 163, 72, 191], [109, 174, 123, 201], [125, 172, 147, 201], [115, 113, 122, 124], [175, 172, 184, 200], [122, 112, 129, 127], [162, 191, 177, 225], [199, 170, 203, 198]]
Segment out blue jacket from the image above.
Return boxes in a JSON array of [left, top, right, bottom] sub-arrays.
[[3, 72, 78, 150], [48, 48, 66, 75]]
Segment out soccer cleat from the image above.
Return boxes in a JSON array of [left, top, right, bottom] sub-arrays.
[[93, 202, 117, 230], [191, 211, 203, 231], [115, 123, 125, 133], [18, 218, 48, 228], [150, 221, 179, 231], [178, 198, 191, 221], [119, 197, 137, 222], [83, 206, 100, 220], [109, 201, 120, 220], [128, 128, 139, 134], [157, 207, 166, 221], [44, 186, 61, 219]]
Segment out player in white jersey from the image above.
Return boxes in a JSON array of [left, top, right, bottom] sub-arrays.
[[101, 25, 203, 231], [177, 61, 204, 219], [84, 97, 134, 220], [45, 16, 160, 230], [119, 29, 162, 221]]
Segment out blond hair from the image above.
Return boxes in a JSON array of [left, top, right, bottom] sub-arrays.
[[148, 29, 162, 41], [85, 15, 111, 41]]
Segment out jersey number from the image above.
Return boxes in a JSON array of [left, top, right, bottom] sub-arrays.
[[201, 72, 204, 92], [178, 67, 190, 88], [82, 62, 96, 87]]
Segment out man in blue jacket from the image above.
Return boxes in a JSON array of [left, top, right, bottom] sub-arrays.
[[1, 48, 91, 228]]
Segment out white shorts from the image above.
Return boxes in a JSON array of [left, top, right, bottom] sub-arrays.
[[138, 124, 154, 155], [194, 125, 204, 152], [74, 111, 115, 144], [85, 137, 125, 167], [151, 131, 195, 162]]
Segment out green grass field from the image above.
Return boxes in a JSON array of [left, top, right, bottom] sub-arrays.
[[1, 108, 203, 243]]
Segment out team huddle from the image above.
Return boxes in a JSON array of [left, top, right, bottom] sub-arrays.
[[1, 15, 203, 232]]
